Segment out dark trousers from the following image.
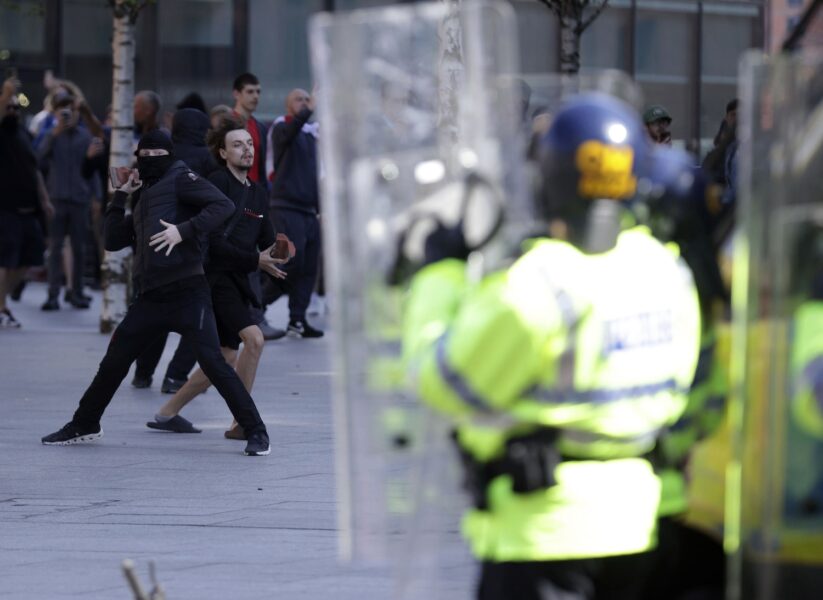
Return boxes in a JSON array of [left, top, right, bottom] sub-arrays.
[[642, 517, 725, 600], [478, 553, 654, 600], [47, 200, 88, 296], [248, 270, 265, 325], [135, 332, 197, 381], [72, 280, 266, 436], [261, 208, 320, 321]]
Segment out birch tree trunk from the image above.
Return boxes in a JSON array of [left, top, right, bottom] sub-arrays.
[[559, 10, 583, 75], [100, 3, 136, 333], [539, 0, 610, 76], [438, 0, 463, 148]]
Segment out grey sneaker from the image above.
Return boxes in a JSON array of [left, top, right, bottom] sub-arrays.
[[42, 422, 103, 445], [244, 431, 271, 456], [160, 376, 186, 394], [259, 322, 286, 341]]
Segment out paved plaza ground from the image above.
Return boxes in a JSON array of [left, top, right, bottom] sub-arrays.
[[0, 283, 473, 599]]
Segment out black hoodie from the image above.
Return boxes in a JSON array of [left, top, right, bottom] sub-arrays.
[[172, 108, 217, 177], [0, 115, 40, 212]]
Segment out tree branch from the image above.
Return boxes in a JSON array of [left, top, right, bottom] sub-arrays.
[[536, 0, 562, 20], [577, 0, 609, 34]]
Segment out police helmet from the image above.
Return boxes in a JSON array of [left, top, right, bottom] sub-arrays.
[[635, 145, 707, 242], [537, 93, 650, 230]]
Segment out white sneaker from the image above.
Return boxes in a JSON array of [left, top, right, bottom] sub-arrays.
[[0, 308, 21, 328]]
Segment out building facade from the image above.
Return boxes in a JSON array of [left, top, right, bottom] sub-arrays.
[[1, 0, 763, 154]]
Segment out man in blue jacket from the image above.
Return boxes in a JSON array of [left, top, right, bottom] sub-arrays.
[[38, 92, 102, 310], [262, 88, 323, 338], [41, 130, 272, 456]]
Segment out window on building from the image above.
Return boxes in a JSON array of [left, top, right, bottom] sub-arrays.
[[581, 6, 632, 73], [62, 0, 115, 118], [0, 1, 45, 54], [700, 5, 759, 158], [158, 0, 235, 115], [635, 8, 698, 148], [249, 0, 324, 120]]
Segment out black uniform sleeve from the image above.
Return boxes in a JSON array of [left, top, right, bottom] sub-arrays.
[[174, 172, 234, 240], [104, 190, 135, 251]]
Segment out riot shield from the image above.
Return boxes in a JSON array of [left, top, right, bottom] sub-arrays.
[[309, 2, 525, 596], [727, 51, 823, 600]]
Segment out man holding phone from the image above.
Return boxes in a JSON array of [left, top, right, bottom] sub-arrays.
[[38, 91, 104, 310], [146, 118, 292, 439], [42, 129, 272, 456]]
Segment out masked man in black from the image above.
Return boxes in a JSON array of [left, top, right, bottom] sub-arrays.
[[41, 130, 271, 456], [146, 119, 289, 439]]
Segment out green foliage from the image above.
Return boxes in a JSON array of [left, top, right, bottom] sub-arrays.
[[109, 0, 155, 23], [0, 0, 46, 17]]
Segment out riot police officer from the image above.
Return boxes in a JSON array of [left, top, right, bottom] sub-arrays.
[[402, 93, 702, 599]]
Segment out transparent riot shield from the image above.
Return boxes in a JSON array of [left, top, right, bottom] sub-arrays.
[[727, 51, 823, 600], [309, 2, 525, 596]]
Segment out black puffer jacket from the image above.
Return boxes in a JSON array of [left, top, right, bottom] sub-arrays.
[[172, 108, 218, 177], [104, 161, 233, 294]]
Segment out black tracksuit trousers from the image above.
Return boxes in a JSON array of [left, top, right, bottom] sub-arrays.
[[71, 278, 266, 436]]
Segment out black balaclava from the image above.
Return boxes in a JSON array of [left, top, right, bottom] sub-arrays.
[[135, 129, 175, 184]]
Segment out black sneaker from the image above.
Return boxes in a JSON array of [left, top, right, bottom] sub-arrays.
[[161, 376, 186, 394], [66, 292, 91, 309], [10, 280, 25, 301], [41, 296, 60, 311], [287, 319, 324, 339], [64, 290, 92, 303], [244, 431, 271, 456], [42, 422, 103, 445], [132, 374, 152, 389]]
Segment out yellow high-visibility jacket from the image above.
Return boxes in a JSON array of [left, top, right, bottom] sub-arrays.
[[658, 322, 730, 517], [403, 226, 701, 561]]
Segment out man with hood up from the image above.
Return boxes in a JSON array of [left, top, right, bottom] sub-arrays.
[[41, 130, 272, 456], [171, 107, 218, 178]]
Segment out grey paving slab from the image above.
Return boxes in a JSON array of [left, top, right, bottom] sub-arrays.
[[0, 282, 473, 599]]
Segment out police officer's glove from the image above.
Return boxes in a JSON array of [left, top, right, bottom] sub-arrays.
[[423, 221, 470, 265]]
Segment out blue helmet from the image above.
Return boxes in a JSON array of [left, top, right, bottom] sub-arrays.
[[635, 145, 711, 241], [537, 93, 651, 227], [639, 145, 698, 201]]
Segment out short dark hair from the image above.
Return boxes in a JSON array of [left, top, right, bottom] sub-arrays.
[[136, 90, 162, 116], [726, 98, 738, 114], [233, 73, 259, 92], [206, 115, 245, 165]]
